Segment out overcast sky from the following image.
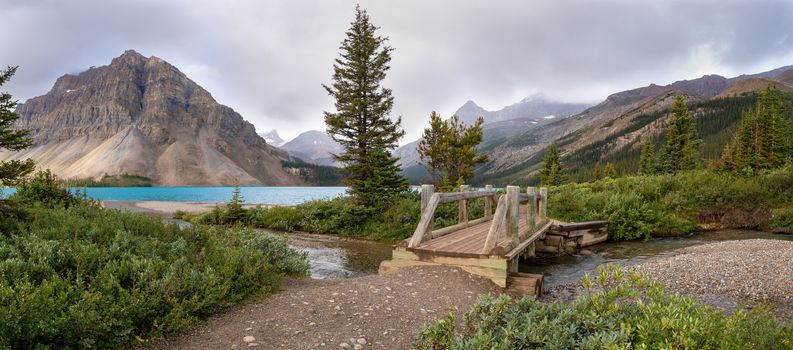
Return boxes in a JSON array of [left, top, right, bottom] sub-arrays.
[[3, 0, 793, 143]]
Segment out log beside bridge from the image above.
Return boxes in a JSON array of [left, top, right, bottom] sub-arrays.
[[379, 185, 609, 295]]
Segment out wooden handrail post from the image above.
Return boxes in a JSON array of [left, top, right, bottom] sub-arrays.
[[420, 184, 435, 217], [418, 184, 436, 245], [458, 185, 469, 224], [484, 184, 493, 219], [526, 187, 537, 231], [539, 187, 548, 222], [506, 185, 520, 245]]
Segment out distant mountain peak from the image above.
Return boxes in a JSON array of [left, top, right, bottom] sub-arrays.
[[519, 92, 548, 103], [259, 129, 285, 147]]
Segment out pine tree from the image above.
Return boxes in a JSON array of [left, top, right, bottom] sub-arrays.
[[0, 66, 34, 186], [638, 137, 657, 175], [540, 144, 568, 186], [592, 162, 603, 181], [659, 94, 701, 173], [718, 84, 791, 174], [226, 183, 245, 223], [416, 111, 448, 185], [417, 113, 488, 188], [603, 163, 617, 179], [323, 6, 408, 206]]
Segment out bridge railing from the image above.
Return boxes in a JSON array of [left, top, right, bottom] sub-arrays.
[[407, 184, 497, 248], [481, 185, 549, 255]]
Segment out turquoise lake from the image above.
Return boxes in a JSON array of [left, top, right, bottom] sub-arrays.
[[1, 186, 348, 205]]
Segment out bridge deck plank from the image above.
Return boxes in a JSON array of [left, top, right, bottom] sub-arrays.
[[413, 205, 533, 256]]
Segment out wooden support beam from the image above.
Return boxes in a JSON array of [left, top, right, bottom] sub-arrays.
[[481, 195, 507, 254], [409, 192, 440, 248], [484, 184, 493, 219], [506, 186, 520, 246], [420, 184, 434, 217], [458, 185, 469, 224]]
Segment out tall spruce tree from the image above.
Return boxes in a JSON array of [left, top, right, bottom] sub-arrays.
[[323, 7, 407, 206], [718, 85, 791, 174], [540, 144, 568, 186], [0, 66, 34, 186], [658, 94, 701, 173], [638, 137, 657, 175]]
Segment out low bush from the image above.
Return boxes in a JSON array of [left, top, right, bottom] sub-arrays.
[[417, 264, 792, 349], [184, 190, 489, 242], [549, 166, 793, 238], [0, 176, 308, 348]]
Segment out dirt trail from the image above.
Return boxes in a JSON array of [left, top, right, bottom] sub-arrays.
[[142, 266, 504, 350]]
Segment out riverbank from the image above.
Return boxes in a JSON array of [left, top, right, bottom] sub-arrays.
[[136, 239, 793, 349], [101, 200, 262, 216], [544, 239, 793, 318]]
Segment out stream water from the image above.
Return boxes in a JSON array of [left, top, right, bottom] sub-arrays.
[[285, 229, 793, 284]]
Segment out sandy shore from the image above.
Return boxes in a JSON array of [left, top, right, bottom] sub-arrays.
[[102, 200, 261, 217]]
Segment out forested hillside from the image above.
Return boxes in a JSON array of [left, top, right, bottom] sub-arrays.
[[471, 91, 792, 185]]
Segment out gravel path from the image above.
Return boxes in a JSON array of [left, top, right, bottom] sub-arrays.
[[141, 266, 503, 350]]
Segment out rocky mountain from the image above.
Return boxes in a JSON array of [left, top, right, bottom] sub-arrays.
[[471, 66, 793, 185], [396, 93, 590, 172], [280, 130, 343, 167], [455, 93, 591, 124], [259, 129, 285, 147], [400, 66, 793, 185], [0, 50, 302, 186]]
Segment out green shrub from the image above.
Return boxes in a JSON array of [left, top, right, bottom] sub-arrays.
[[417, 264, 792, 349], [10, 170, 82, 208], [549, 167, 793, 239], [771, 207, 793, 232], [0, 201, 308, 349]]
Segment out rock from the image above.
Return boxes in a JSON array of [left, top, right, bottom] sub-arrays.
[[339, 342, 351, 349], [579, 249, 594, 256], [5, 50, 300, 186], [357, 338, 367, 345], [243, 336, 256, 344], [247, 343, 259, 347], [353, 345, 364, 350]]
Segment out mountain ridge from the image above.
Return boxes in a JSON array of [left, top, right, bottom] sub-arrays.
[[1, 50, 302, 186]]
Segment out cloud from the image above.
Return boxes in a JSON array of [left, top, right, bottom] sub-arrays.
[[2, 0, 792, 142]]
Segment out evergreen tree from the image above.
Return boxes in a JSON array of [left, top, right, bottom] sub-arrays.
[[0, 66, 34, 186], [323, 6, 407, 206], [603, 163, 617, 179], [592, 162, 603, 181], [718, 85, 791, 174], [638, 137, 657, 175], [540, 144, 568, 186], [417, 113, 488, 188], [659, 94, 701, 173], [416, 111, 448, 185], [226, 183, 245, 223]]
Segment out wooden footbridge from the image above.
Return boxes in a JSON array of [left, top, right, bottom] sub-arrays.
[[380, 185, 608, 295]]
